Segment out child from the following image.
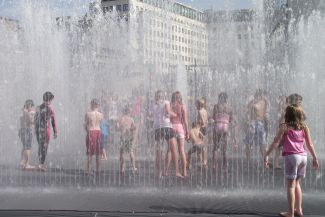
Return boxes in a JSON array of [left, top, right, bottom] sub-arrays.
[[35, 92, 57, 171], [195, 98, 208, 167], [117, 105, 137, 175], [170, 91, 189, 177], [212, 92, 234, 171], [264, 105, 319, 217], [187, 122, 204, 169], [100, 118, 109, 160], [19, 100, 36, 170], [84, 98, 103, 174]]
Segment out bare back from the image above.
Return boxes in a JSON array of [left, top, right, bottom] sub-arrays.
[[248, 98, 268, 122], [190, 128, 203, 145], [214, 103, 232, 117], [85, 110, 103, 131], [197, 108, 208, 128], [118, 115, 135, 138]]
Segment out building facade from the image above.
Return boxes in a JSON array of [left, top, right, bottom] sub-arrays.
[[101, 0, 208, 73], [205, 9, 264, 68]]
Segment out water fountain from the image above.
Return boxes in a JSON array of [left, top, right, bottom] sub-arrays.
[[0, 0, 324, 215]]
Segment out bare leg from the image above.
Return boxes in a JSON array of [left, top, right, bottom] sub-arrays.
[[281, 179, 296, 217], [164, 148, 172, 176], [212, 132, 217, 170], [274, 147, 282, 168], [178, 138, 187, 177], [101, 149, 108, 160], [86, 155, 92, 174], [155, 143, 163, 178], [295, 178, 303, 216], [221, 133, 228, 170], [212, 145, 217, 170], [202, 146, 208, 167], [168, 138, 182, 178], [245, 144, 251, 161], [120, 149, 125, 174], [20, 149, 26, 168], [95, 155, 100, 173], [130, 150, 137, 173], [187, 147, 196, 169]]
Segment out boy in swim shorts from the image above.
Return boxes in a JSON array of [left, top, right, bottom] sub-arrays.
[[19, 99, 36, 170], [84, 98, 103, 174], [187, 122, 205, 169], [117, 105, 137, 175]]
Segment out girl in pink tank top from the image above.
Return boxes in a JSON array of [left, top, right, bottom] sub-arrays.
[[264, 105, 319, 217], [169, 91, 188, 177]]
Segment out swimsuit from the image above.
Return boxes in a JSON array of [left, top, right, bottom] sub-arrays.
[[244, 120, 266, 147], [19, 128, 33, 150], [214, 113, 230, 134], [171, 103, 186, 139], [86, 130, 101, 156], [35, 103, 57, 164], [120, 137, 134, 153]]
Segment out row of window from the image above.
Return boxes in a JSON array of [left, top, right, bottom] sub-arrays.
[[144, 39, 207, 55], [103, 4, 129, 13], [138, 0, 204, 22], [144, 52, 206, 65]]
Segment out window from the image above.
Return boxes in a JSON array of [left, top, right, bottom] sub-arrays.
[[123, 4, 128, 11], [116, 5, 122, 11], [103, 7, 109, 13]]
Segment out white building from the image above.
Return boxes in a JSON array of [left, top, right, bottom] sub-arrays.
[[205, 9, 264, 68], [101, 0, 208, 73]]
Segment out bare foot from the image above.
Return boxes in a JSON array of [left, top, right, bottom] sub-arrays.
[[24, 164, 36, 170], [38, 165, 47, 172], [279, 212, 293, 217], [294, 209, 303, 217], [175, 173, 184, 179], [132, 168, 138, 175]]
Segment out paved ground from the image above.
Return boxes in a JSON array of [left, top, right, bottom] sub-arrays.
[[0, 153, 324, 216]]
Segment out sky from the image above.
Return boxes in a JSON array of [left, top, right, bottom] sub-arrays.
[[0, 0, 255, 20]]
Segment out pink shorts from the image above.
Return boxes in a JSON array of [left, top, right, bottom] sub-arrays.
[[172, 123, 185, 139], [285, 154, 307, 179]]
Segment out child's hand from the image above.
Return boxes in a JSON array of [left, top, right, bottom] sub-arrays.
[[264, 155, 269, 168], [313, 158, 320, 170]]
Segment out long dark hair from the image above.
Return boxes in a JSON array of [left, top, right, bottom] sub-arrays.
[[171, 91, 182, 105], [217, 92, 228, 105]]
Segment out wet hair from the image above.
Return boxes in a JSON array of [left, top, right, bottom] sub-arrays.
[[24, 99, 34, 109], [287, 93, 303, 105], [155, 90, 163, 100], [192, 121, 200, 128], [284, 105, 306, 130], [123, 105, 131, 115], [254, 89, 263, 99], [171, 91, 182, 104], [91, 98, 100, 109], [196, 98, 205, 109], [218, 92, 228, 104], [43, 91, 54, 102]]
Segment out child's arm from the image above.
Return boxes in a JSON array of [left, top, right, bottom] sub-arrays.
[[304, 126, 320, 169], [84, 114, 88, 132], [265, 124, 286, 157], [51, 108, 58, 138], [165, 102, 177, 118], [182, 105, 189, 139]]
